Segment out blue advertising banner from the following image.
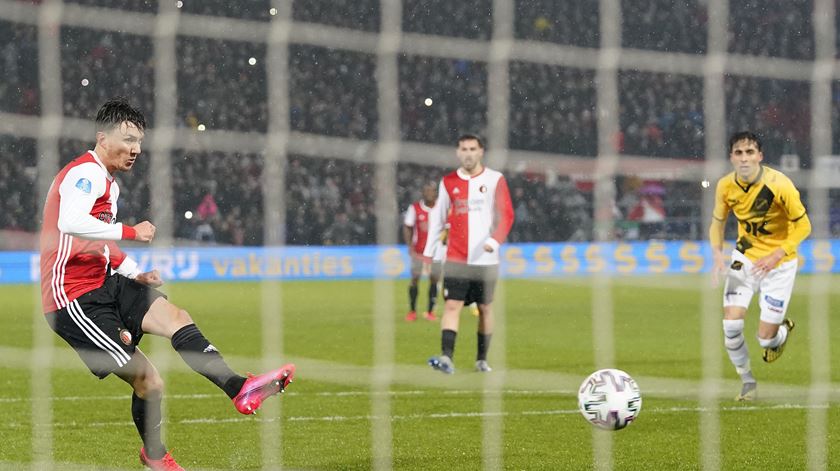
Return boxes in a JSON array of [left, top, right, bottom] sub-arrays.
[[2, 240, 839, 284]]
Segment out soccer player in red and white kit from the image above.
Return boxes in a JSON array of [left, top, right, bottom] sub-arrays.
[[40, 99, 294, 470], [425, 134, 514, 374], [402, 181, 442, 322]]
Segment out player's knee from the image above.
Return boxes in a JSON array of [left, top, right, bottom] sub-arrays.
[[722, 319, 744, 348], [136, 372, 164, 399], [174, 308, 193, 326]]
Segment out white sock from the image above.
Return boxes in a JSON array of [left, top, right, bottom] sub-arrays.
[[758, 325, 788, 349], [723, 319, 751, 375]]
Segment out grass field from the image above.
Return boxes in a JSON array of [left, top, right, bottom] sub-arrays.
[[1, 275, 840, 470]]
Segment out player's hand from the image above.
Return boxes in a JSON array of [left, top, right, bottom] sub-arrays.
[[751, 249, 785, 277], [710, 251, 727, 288], [484, 243, 494, 253], [135, 270, 163, 288], [133, 221, 156, 243]]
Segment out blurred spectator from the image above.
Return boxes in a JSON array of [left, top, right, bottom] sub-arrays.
[[728, 0, 814, 60], [290, 45, 378, 139], [172, 150, 264, 245], [0, 21, 40, 115], [292, 0, 380, 32], [509, 62, 597, 155], [399, 55, 487, 145], [619, 71, 705, 158], [403, 0, 493, 40], [514, 0, 599, 48], [622, 0, 707, 54], [61, 27, 155, 126], [180, 0, 270, 21], [285, 155, 376, 245], [177, 37, 267, 132], [725, 76, 810, 167], [0, 136, 38, 232]]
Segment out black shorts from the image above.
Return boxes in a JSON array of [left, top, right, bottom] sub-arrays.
[[45, 274, 167, 378], [410, 256, 443, 279], [442, 263, 499, 305]]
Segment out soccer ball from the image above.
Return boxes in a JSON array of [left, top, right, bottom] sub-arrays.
[[578, 368, 642, 431]]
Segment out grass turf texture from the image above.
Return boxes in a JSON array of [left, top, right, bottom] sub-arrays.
[[1, 275, 839, 469]]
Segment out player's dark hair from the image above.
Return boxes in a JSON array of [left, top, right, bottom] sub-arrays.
[[95, 97, 146, 132], [457, 133, 484, 148], [728, 131, 761, 153]]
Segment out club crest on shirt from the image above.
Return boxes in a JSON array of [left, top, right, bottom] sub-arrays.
[[75, 178, 92, 194], [479, 185, 487, 193], [119, 329, 132, 345]]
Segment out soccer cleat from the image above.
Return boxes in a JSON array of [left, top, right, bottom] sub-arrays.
[[423, 311, 437, 321], [735, 382, 757, 401], [475, 360, 492, 372], [762, 318, 795, 363], [233, 363, 295, 415], [405, 311, 418, 322], [428, 355, 454, 374], [140, 447, 184, 471]]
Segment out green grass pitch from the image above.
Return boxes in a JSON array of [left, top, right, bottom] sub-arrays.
[[1, 275, 839, 470]]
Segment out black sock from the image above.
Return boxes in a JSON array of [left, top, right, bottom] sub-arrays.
[[171, 324, 246, 398], [477, 333, 492, 361], [442, 329, 457, 359], [428, 283, 438, 313], [409, 284, 418, 311], [132, 393, 165, 459]]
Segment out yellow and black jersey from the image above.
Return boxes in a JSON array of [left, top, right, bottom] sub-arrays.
[[712, 165, 809, 262]]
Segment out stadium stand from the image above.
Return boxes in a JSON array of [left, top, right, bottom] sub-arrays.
[[1, 0, 836, 244]]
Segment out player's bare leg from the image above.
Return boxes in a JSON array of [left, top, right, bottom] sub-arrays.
[[475, 303, 493, 372], [723, 306, 756, 400], [114, 349, 183, 469], [429, 299, 463, 373]]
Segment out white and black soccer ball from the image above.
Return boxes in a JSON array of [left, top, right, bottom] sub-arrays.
[[578, 368, 642, 431]]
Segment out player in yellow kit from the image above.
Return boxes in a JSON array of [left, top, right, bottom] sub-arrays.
[[709, 131, 811, 401]]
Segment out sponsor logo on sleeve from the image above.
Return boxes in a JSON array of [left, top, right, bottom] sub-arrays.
[[764, 295, 784, 308], [75, 178, 92, 194]]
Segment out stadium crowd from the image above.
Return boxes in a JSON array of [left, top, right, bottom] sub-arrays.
[[2, 0, 838, 245]]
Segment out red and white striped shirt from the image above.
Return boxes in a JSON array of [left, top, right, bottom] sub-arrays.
[[404, 200, 433, 258], [423, 167, 514, 265], [40, 151, 139, 313]]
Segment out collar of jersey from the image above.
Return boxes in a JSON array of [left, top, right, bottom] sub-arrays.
[[88, 150, 114, 181], [457, 167, 485, 180], [734, 165, 763, 192], [419, 201, 434, 212]]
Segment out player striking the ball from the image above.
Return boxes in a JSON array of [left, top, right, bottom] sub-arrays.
[[40, 99, 295, 470], [709, 131, 811, 401]]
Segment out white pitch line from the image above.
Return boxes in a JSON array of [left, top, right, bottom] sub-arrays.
[[0, 403, 830, 430], [0, 389, 576, 404]]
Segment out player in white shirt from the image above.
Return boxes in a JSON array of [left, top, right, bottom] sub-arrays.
[[424, 134, 514, 374]]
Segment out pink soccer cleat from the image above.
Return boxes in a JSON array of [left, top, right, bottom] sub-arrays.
[[423, 311, 437, 321], [232, 363, 295, 415], [140, 447, 184, 471], [405, 311, 418, 322]]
